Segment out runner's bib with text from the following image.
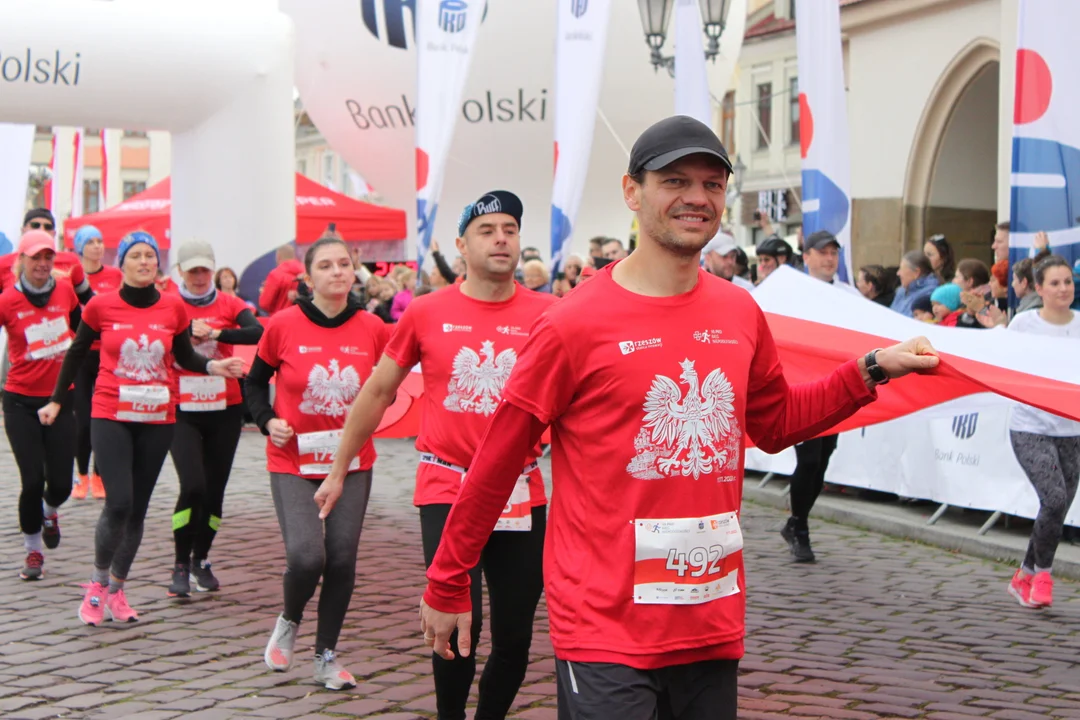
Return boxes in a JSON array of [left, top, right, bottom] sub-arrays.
[[297, 430, 359, 477], [179, 375, 227, 412], [633, 511, 743, 605], [24, 317, 72, 361], [116, 385, 170, 423], [494, 476, 532, 532]]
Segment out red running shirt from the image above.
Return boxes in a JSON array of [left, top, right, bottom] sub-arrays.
[[0, 282, 79, 396], [0, 252, 86, 294], [427, 264, 876, 669], [385, 284, 556, 507], [82, 291, 190, 424], [175, 292, 251, 410], [256, 306, 389, 478], [86, 266, 123, 351]]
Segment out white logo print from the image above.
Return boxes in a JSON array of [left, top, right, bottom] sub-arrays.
[[300, 359, 361, 417], [115, 335, 168, 382], [444, 340, 517, 416], [619, 338, 663, 355], [626, 359, 739, 480]]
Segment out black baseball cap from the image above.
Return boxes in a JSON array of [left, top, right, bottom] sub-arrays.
[[457, 190, 523, 237], [628, 116, 733, 177], [23, 208, 55, 227], [756, 235, 794, 258], [805, 230, 841, 252]]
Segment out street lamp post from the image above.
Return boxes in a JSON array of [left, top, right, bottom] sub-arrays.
[[638, 0, 731, 76]]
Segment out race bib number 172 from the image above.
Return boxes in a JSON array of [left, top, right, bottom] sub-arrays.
[[633, 511, 744, 605]]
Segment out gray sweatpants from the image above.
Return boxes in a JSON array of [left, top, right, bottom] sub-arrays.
[[1010, 431, 1080, 572], [270, 471, 372, 655]]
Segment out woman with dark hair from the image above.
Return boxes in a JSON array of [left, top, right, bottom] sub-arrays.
[[890, 250, 939, 317], [856, 264, 897, 307], [923, 234, 956, 285], [1005, 255, 1080, 609]]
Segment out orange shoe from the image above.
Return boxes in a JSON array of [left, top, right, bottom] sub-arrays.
[[72, 474, 89, 500], [89, 473, 106, 500]]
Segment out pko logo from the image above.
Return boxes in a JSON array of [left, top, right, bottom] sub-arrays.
[[951, 413, 979, 440], [439, 0, 468, 33], [571, 0, 589, 18]]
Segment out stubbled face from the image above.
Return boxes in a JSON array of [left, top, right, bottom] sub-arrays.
[[623, 154, 728, 259], [123, 245, 159, 287], [455, 213, 520, 280], [305, 243, 354, 299]]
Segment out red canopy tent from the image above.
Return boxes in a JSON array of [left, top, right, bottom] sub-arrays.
[[63, 173, 406, 249]]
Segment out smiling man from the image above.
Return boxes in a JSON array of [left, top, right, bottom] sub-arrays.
[[417, 116, 940, 720]]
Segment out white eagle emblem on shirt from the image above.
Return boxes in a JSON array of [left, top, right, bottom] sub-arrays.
[[627, 359, 736, 480], [115, 335, 168, 382], [444, 340, 517, 416], [299, 358, 361, 417]]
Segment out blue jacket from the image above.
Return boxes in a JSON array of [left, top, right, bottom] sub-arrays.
[[890, 274, 940, 317]]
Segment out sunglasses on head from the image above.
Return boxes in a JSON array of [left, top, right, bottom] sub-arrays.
[[28, 221, 54, 231]]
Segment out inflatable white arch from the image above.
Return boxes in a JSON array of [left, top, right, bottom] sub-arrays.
[[0, 0, 295, 277]]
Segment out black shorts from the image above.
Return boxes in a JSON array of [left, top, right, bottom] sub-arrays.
[[555, 658, 738, 720]]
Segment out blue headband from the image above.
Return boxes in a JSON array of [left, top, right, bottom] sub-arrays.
[[73, 225, 103, 256], [117, 231, 160, 266]]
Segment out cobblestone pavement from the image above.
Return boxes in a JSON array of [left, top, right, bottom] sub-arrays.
[[0, 429, 1077, 719]]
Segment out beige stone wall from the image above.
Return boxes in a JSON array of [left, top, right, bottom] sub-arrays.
[[851, 198, 903, 268], [851, 200, 996, 271]]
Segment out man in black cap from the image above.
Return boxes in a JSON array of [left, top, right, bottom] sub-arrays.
[[416, 116, 939, 720]]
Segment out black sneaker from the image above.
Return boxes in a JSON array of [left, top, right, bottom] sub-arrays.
[[167, 563, 191, 597], [42, 515, 61, 549], [19, 551, 44, 581], [191, 560, 220, 592], [781, 520, 816, 563]]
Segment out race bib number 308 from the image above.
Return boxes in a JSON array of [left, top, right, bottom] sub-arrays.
[[633, 511, 744, 605]]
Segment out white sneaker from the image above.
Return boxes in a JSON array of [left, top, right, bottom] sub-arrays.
[[313, 649, 356, 690], [264, 614, 298, 671]]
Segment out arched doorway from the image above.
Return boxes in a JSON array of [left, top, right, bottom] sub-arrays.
[[903, 39, 1001, 263]]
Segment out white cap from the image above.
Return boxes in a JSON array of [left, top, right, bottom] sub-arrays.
[[703, 233, 738, 257], [177, 239, 216, 271]]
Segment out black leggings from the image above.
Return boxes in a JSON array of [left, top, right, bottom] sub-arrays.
[[73, 350, 100, 476], [3, 393, 75, 535], [420, 503, 546, 720], [170, 405, 245, 564], [789, 434, 839, 528], [91, 419, 174, 580], [1010, 431, 1080, 571]]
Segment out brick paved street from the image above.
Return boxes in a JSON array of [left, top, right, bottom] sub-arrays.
[[0, 429, 1078, 719]]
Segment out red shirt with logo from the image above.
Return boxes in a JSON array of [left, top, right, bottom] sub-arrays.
[[175, 292, 251, 410], [259, 259, 306, 315], [385, 284, 556, 507], [81, 291, 190, 424], [0, 282, 79, 396], [424, 264, 876, 669], [87, 266, 123, 296], [256, 305, 389, 478], [0, 252, 86, 293]]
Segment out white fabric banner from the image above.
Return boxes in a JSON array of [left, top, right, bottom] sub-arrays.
[[70, 127, 85, 219], [550, 0, 613, 272], [415, 0, 485, 266], [795, 0, 853, 283], [0, 123, 34, 249], [673, 0, 710, 125], [745, 394, 1080, 527]]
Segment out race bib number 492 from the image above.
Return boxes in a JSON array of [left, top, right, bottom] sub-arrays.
[[633, 511, 743, 605]]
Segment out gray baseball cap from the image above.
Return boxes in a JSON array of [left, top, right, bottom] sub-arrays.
[[177, 239, 216, 271]]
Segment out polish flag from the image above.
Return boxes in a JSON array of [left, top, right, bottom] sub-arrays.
[[44, 131, 57, 211], [755, 267, 1080, 432], [99, 129, 109, 209], [70, 128, 85, 218]]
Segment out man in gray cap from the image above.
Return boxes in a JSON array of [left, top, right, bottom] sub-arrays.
[[702, 232, 754, 291]]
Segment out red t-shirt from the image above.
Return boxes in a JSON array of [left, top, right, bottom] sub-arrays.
[[86, 265, 123, 296], [0, 252, 86, 294], [487, 265, 873, 668], [385, 284, 556, 506], [259, 259, 305, 315], [175, 292, 251, 410], [0, 282, 79, 396], [82, 291, 190, 424], [256, 305, 389, 478]]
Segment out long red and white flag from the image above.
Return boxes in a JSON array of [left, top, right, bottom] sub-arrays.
[[70, 128, 85, 219], [99, 129, 109, 209], [45, 131, 58, 212], [755, 267, 1080, 433]]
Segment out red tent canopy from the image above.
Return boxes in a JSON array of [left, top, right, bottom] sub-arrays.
[[63, 173, 406, 249]]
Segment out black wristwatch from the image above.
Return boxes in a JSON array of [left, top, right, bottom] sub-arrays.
[[864, 348, 890, 385]]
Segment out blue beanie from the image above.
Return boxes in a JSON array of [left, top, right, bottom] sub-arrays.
[[930, 282, 962, 312], [117, 231, 160, 267], [73, 225, 103, 256]]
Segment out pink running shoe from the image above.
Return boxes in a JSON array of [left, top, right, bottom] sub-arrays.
[[79, 582, 108, 626], [1030, 572, 1053, 607], [106, 588, 140, 622], [1007, 570, 1037, 608]]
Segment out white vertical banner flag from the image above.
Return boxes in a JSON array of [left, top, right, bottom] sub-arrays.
[[673, 0, 710, 125], [415, 0, 484, 267], [70, 127, 85, 219], [795, 0, 853, 283], [0, 123, 35, 251], [550, 0, 613, 271]]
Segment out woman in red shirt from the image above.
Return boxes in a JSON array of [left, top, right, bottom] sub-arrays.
[[39, 231, 243, 627], [166, 240, 263, 598], [245, 236, 388, 691], [0, 231, 82, 581]]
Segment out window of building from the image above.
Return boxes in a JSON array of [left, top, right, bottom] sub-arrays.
[[84, 180, 101, 214], [756, 82, 772, 150], [323, 153, 335, 187], [721, 91, 735, 154], [123, 130, 148, 139], [297, 159, 308, 176], [789, 76, 799, 146], [123, 181, 147, 199]]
